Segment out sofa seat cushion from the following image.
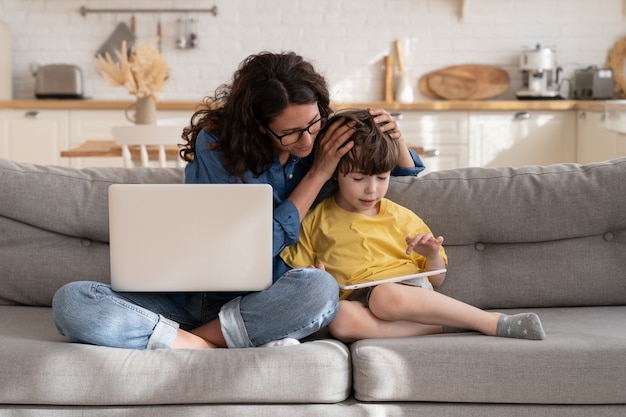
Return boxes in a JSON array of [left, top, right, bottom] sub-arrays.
[[351, 306, 626, 404], [0, 306, 352, 406]]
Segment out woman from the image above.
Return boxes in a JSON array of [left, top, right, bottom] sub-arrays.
[[52, 51, 424, 350]]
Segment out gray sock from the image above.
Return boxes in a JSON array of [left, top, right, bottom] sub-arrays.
[[496, 313, 545, 340]]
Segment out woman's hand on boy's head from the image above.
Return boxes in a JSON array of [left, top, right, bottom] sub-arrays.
[[368, 108, 416, 168], [312, 117, 355, 179], [405, 233, 444, 257], [368, 108, 403, 141]]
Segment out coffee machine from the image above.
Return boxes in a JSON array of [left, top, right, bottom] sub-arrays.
[[516, 44, 562, 99]]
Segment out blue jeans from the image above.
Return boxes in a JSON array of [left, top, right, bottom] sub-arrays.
[[52, 268, 338, 349]]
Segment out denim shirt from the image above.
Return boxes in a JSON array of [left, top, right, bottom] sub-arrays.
[[185, 129, 425, 283]]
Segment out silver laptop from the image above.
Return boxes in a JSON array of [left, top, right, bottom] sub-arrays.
[[108, 183, 273, 292]]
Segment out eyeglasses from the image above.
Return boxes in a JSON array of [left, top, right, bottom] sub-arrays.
[[265, 116, 326, 146]]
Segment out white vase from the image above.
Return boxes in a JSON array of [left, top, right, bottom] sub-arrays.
[[396, 72, 414, 103], [126, 96, 157, 125]]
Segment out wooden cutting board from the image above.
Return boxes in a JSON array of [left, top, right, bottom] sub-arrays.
[[419, 64, 510, 100]]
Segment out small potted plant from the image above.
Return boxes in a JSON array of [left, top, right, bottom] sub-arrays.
[[95, 39, 170, 124]]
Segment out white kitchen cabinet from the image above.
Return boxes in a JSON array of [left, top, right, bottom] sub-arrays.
[[0, 109, 69, 166], [469, 111, 576, 168], [576, 111, 619, 164], [616, 133, 626, 158], [0, 107, 193, 167], [395, 111, 469, 174], [66, 109, 129, 167]]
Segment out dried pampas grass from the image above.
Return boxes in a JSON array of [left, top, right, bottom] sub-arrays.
[[95, 39, 170, 100]]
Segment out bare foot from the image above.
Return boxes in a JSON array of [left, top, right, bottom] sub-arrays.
[[172, 329, 218, 349]]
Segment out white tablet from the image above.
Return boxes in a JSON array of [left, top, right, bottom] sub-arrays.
[[339, 268, 447, 290]]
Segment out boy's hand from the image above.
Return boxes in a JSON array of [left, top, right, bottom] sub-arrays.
[[405, 233, 444, 257]]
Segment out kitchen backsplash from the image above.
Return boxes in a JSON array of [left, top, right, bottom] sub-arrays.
[[1, 0, 624, 102]]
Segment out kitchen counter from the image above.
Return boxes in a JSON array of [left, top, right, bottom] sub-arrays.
[[0, 99, 608, 112], [341, 100, 607, 112], [0, 100, 201, 111], [2, 98, 621, 170]]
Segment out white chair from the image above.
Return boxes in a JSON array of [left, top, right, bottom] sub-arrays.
[[156, 118, 189, 127], [111, 124, 186, 168]]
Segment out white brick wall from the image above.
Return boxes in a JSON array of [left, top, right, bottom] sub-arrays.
[[1, 0, 624, 101]]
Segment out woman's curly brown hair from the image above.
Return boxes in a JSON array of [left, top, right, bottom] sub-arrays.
[[180, 51, 331, 179]]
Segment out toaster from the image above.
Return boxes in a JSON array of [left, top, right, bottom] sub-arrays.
[[34, 64, 84, 99], [572, 66, 614, 99]]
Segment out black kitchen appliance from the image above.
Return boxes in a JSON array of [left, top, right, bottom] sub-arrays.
[[572, 66, 614, 99]]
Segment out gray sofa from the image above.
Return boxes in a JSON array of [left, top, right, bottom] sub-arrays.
[[1, 156, 625, 417]]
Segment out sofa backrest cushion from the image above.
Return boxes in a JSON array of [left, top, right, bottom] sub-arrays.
[[0, 159, 183, 306], [2, 157, 626, 308], [386, 158, 626, 309]]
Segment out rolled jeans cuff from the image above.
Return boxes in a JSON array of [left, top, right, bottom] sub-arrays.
[[146, 315, 180, 349], [218, 296, 252, 348]]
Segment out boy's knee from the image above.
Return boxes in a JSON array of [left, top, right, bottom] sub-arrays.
[[368, 283, 404, 321]]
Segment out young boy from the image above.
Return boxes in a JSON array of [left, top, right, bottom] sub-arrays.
[[280, 109, 545, 342]]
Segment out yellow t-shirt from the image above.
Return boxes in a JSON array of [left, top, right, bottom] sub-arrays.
[[280, 197, 448, 299]]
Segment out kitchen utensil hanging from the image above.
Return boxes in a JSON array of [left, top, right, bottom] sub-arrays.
[[177, 17, 198, 49], [176, 18, 187, 49], [95, 22, 136, 61], [79, 5, 216, 51], [156, 15, 162, 51], [188, 18, 198, 49]]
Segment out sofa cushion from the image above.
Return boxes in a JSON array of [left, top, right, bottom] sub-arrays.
[[0, 306, 352, 406], [0, 216, 110, 306], [351, 306, 626, 404], [0, 159, 183, 306], [0, 159, 184, 241], [2, 157, 626, 310], [386, 158, 626, 309]]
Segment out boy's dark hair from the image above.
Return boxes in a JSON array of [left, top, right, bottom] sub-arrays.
[[330, 109, 399, 176]]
